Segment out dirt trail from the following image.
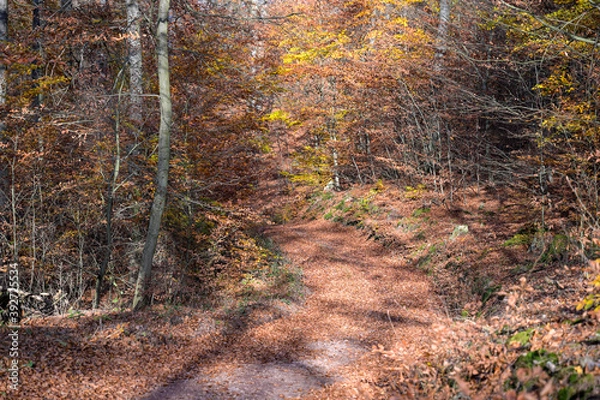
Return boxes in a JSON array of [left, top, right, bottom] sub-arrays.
[[142, 219, 447, 399]]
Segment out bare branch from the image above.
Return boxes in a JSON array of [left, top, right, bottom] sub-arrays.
[[500, 0, 598, 46], [179, 0, 302, 24]]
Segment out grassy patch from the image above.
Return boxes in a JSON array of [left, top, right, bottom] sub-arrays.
[[217, 234, 304, 317], [503, 233, 532, 247], [412, 207, 431, 218]]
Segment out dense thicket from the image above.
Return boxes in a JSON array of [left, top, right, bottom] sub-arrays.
[[0, 0, 276, 309], [270, 0, 599, 240], [0, 0, 598, 309]]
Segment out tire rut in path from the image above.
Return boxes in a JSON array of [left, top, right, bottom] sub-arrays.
[[142, 220, 444, 399]]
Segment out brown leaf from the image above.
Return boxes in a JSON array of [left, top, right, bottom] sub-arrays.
[[589, 258, 600, 273], [453, 376, 471, 396], [516, 367, 530, 383], [540, 378, 554, 396], [508, 292, 519, 309], [505, 389, 518, 400]]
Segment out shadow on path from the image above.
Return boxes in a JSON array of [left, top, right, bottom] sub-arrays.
[[140, 220, 442, 400]]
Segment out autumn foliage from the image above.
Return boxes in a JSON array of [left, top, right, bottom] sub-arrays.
[[1, 0, 277, 307], [0, 0, 599, 397]]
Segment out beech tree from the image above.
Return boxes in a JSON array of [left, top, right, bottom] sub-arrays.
[[126, 0, 142, 122], [0, 0, 273, 311], [132, 0, 172, 310], [2, 0, 595, 315], [433, 0, 450, 71]]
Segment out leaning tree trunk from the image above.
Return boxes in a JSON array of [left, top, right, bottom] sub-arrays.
[[132, 0, 171, 310], [60, 0, 72, 11]]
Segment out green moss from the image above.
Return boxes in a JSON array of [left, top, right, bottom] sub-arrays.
[[505, 349, 560, 392], [557, 371, 595, 400], [508, 328, 535, 347], [503, 233, 533, 247], [542, 233, 570, 262], [412, 207, 431, 218]]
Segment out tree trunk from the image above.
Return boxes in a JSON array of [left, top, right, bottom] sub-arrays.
[[60, 0, 72, 11], [0, 0, 7, 109], [126, 0, 142, 122], [10, 139, 18, 263], [132, 0, 171, 310], [433, 0, 450, 71], [31, 0, 42, 109], [94, 85, 123, 309]]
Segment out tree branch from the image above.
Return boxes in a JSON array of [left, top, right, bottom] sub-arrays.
[[500, 0, 598, 46], [181, 1, 302, 24]]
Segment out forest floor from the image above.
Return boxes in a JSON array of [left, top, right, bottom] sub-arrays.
[[142, 218, 447, 399], [2, 181, 600, 399], [2, 216, 449, 399]]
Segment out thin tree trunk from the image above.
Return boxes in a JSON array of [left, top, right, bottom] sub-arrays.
[[60, 0, 72, 11], [127, 0, 142, 122], [31, 0, 42, 109], [0, 0, 7, 110], [10, 137, 18, 263], [29, 182, 36, 292], [433, 0, 450, 72], [132, 0, 171, 310], [328, 77, 341, 191], [94, 82, 123, 309], [332, 142, 341, 190], [95, 190, 114, 308]]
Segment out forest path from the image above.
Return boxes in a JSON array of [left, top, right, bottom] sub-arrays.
[[142, 219, 447, 399]]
